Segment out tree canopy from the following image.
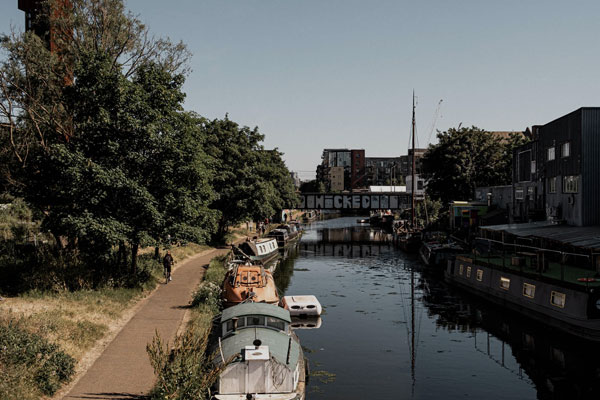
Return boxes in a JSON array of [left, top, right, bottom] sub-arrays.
[[422, 127, 528, 204], [0, 0, 296, 274]]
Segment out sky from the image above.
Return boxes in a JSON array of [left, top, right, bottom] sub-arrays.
[[3, 0, 600, 180]]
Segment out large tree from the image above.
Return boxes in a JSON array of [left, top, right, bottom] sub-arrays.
[[0, 1, 212, 272], [0, 0, 190, 187], [422, 127, 527, 204], [203, 118, 297, 239], [23, 51, 215, 270]]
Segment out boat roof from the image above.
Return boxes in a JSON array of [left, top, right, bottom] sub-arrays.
[[481, 222, 600, 250], [218, 328, 300, 368], [256, 238, 276, 244], [221, 303, 292, 323]]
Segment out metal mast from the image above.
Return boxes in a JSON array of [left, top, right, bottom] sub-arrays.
[[411, 91, 416, 228]]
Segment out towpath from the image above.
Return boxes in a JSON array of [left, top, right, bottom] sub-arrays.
[[62, 246, 233, 400]]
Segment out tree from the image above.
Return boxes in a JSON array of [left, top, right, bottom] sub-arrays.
[[203, 118, 297, 239], [0, 0, 190, 189], [0, 1, 205, 272], [422, 127, 527, 204]]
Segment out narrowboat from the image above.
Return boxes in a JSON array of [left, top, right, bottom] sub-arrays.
[[212, 303, 306, 399], [222, 264, 279, 308], [268, 224, 301, 247], [233, 238, 280, 267], [445, 252, 600, 341], [419, 240, 464, 268], [396, 230, 422, 253]]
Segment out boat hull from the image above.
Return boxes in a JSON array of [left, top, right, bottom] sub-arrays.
[[445, 257, 600, 341]]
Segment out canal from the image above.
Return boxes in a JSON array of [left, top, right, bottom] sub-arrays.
[[274, 217, 600, 400]]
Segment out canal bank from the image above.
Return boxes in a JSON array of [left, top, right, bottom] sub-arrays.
[[278, 217, 600, 399]]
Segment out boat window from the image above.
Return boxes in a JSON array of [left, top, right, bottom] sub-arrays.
[[523, 283, 535, 298], [459, 264, 464, 275], [466, 266, 472, 278], [247, 316, 266, 327], [238, 318, 246, 328], [226, 320, 234, 332], [500, 277, 510, 290], [266, 317, 286, 331], [550, 291, 566, 308], [476, 269, 483, 281]]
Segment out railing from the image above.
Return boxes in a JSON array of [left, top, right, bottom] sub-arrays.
[[467, 237, 598, 287]]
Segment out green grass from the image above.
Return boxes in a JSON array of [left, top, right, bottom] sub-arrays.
[[0, 242, 216, 399], [0, 319, 75, 399]]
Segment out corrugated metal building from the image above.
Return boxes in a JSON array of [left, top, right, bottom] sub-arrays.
[[513, 107, 600, 226]]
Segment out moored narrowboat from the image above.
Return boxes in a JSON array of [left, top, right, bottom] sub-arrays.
[[445, 252, 600, 341], [233, 238, 280, 268], [212, 303, 306, 399]]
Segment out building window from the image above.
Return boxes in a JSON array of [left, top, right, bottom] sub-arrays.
[[531, 160, 536, 174], [476, 269, 483, 281], [527, 186, 534, 197], [548, 177, 556, 193], [547, 147, 555, 161], [466, 266, 472, 278], [523, 283, 536, 299], [500, 277, 510, 290], [550, 291, 566, 308], [459, 264, 464, 275], [563, 176, 578, 193], [561, 142, 570, 158], [417, 181, 424, 190], [515, 188, 524, 200]]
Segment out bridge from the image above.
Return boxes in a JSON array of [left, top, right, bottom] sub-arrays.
[[299, 192, 420, 210]]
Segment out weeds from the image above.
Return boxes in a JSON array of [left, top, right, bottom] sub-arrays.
[[147, 256, 228, 399], [0, 319, 75, 398]]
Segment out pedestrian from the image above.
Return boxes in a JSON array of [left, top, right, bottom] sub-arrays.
[[163, 250, 174, 283]]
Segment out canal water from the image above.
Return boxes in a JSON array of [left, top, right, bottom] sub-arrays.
[[274, 217, 600, 400]]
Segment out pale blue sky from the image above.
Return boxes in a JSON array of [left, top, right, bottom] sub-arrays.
[[3, 0, 600, 179]]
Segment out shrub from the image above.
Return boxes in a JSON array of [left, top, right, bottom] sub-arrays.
[[191, 282, 222, 311], [0, 320, 75, 397]]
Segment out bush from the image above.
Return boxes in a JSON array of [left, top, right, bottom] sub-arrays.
[[191, 282, 222, 311], [0, 320, 75, 397]]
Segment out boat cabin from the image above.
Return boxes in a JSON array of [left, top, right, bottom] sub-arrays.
[[221, 303, 291, 337], [267, 229, 289, 247], [238, 238, 278, 257]]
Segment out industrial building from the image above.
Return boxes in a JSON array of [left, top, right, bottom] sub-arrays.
[[512, 107, 600, 226]]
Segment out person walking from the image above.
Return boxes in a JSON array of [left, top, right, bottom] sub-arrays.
[[163, 250, 174, 283]]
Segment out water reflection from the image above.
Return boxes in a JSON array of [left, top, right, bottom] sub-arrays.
[[422, 278, 600, 400], [276, 217, 600, 399]]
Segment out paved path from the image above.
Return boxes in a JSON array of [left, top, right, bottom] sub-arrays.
[[63, 247, 231, 400]]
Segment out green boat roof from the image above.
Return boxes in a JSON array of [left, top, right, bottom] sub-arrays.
[[217, 328, 300, 368], [221, 303, 291, 323]]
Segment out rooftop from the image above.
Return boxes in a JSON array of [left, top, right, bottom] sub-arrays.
[[481, 222, 600, 251], [221, 303, 292, 323], [217, 327, 300, 367]]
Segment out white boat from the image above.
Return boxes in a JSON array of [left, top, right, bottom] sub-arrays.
[[281, 295, 322, 317]]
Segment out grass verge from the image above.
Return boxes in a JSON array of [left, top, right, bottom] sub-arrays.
[[0, 243, 212, 400], [147, 255, 228, 400]]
